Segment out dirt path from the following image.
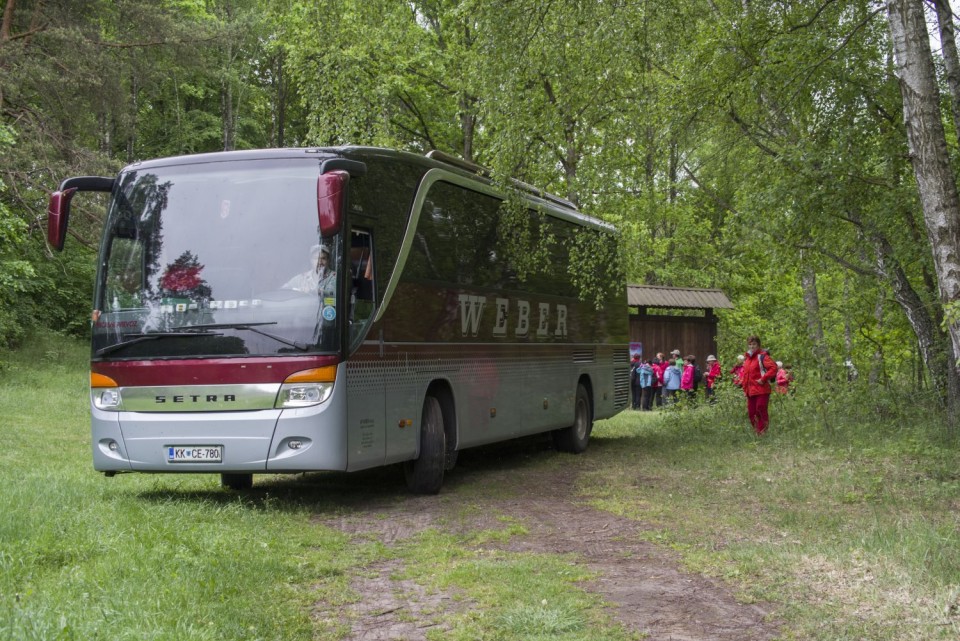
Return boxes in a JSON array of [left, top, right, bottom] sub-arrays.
[[311, 440, 781, 640]]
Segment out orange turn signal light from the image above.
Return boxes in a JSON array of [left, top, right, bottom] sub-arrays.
[[283, 366, 337, 384], [91, 372, 119, 388]]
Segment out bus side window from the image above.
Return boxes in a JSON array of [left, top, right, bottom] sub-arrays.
[[349, 229, 375, 347], [105, 237, 144, 309]]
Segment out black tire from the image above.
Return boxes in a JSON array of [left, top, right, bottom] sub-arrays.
[[221, 473, 253, 491], [404, 396, 446, 494], [553, 383, 592, 453]]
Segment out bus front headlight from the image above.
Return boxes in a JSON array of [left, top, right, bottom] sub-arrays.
[[91, 372, 122, 411], [276, 382, 334, 408], [93, 388, 122, 410], [275, 366, 337, 409]]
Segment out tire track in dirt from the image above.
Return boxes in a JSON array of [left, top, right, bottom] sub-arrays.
[[311, 443, 781, 640]]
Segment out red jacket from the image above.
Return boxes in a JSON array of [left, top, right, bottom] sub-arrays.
[[741, 350, 778, 397], [652, 360, 666, 387], [730, 363, 744, 387], [706, 362, 721, 389]]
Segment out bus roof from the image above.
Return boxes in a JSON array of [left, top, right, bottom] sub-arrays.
[[119, 146, 613, 232]]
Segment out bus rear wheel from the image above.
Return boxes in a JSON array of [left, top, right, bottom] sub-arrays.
[[404, 396, 446, 494], [221, 473, 253, 491], [553, 383, 592, 453]]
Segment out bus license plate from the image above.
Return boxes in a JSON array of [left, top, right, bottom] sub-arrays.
[[167, 446, 223, 463]]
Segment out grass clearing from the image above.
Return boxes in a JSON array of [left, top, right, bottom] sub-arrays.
[[1, 335, 639, 641], [1, 336, 373, 640], [581, 387, 960, 641], [393, 528, 634, 641], [2, 333, 959, 639]]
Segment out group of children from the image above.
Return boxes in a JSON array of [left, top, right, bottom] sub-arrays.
[[630, 349, 723, 410], [630, 347, 795, 413]]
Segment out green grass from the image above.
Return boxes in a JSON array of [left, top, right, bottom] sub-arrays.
[[378, 518, 642, 641], [0, 335, 640, 641], [581, 385, 960, 641], [2, 334, 959, 640], [0, 336, 372, 640]]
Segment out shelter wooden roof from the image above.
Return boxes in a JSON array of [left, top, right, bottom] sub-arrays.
[[627, 285, 734, 310]]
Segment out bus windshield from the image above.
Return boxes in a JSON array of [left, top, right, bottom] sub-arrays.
[[93, 158, 342, 359]]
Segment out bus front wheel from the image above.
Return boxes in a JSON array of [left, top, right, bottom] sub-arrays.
[[404, 396, 446, 494], [221, 473, 253, 491], [553, 383, 592, 453]]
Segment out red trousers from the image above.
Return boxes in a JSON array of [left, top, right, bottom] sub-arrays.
[[747, 394, 770, 435]]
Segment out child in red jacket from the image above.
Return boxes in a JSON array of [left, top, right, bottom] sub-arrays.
[[776, 362, 793, 394], [705, 355, 721, 402], [730, 355, 745, 389]]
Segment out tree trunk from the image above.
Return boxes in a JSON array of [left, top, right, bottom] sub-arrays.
[[869, 291, 885, 385], [843, 278, 855, 374], [126, 74, 138, 163], [541, 77, 580, 206], [888, 0, 960, 414], [838, 203, 960, 403], [459, 93, 475, 163], [275, 52, 286, 148], [668, 136, 679, 204], [562, 118, 579, 207], [873, 232, 960, 406], [933, 0, 960, 148], [1, 0, 14, 42], [221, 21, 235, 152], [222, 72, 234, 151], [97, 110, 111, 155], [800, 260, 835, 377]]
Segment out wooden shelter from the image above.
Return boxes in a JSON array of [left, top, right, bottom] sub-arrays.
[[627, 285, 734, 362]]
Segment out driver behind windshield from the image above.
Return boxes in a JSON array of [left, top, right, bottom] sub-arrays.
[[283, 244, 336, 296]]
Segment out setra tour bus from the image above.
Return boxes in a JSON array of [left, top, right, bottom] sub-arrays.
[[47, 147, 629, 493]]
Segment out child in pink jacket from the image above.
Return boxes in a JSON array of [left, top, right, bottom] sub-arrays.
[[680, 356, 695, 400]]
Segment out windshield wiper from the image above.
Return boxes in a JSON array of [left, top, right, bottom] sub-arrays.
[[94, 331, 223, 357], [181, 322, 311, 351]]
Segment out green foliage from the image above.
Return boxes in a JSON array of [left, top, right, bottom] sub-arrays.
[[26, 243, 99, 339], [496, 195, 556, 283], [0, 126, 37, 347], [567, 227, 623, 310], [278, 0, 471, 151], [945, 301, 960, 367], [2, 0, 959, 405]]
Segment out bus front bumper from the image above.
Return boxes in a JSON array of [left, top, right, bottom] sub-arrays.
[[91, 398, 348, 474]]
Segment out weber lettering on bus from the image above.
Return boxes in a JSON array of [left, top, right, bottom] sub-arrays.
[[458, 294, 568, 338], [493, 298, 509, 336], [516, 300, 530, 337]]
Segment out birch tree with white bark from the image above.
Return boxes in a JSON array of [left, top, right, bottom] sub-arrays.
[[887, 0, 960, 410]]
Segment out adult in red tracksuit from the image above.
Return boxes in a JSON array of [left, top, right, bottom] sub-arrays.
[[741, 335, 778, 435]]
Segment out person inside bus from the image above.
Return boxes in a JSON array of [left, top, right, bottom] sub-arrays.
[[283, 244, 336, 297]]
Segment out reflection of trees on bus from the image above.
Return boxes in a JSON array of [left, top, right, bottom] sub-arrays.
[[408, 181, 595, 301], [160, 251, 212, 302], [412, 186, 506, 288], [110, 170, 173, 305]]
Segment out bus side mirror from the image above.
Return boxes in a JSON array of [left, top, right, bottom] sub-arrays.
[[46, 176, 115, 251], [47, 188, 76, 251], [317, 170, 349, 238], [317, 158, 366, 238]]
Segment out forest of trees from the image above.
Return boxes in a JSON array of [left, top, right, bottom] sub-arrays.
[[3, 0, 960, 414]]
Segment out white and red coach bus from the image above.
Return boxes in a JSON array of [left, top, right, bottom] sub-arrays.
[[47, 147, 629, 492]]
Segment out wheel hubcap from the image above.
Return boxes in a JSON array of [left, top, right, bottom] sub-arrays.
[[575, 399, 587, 439]]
